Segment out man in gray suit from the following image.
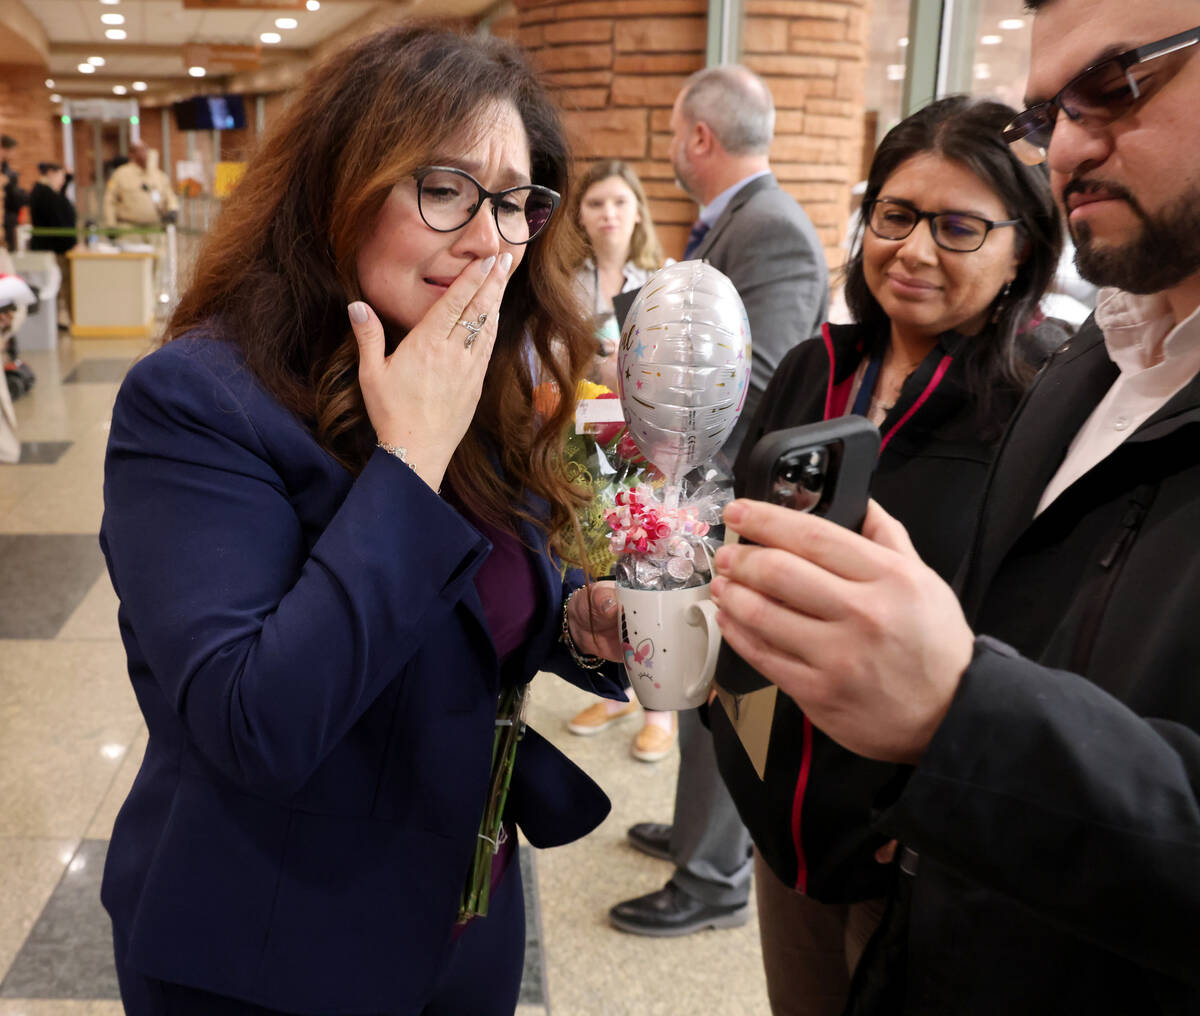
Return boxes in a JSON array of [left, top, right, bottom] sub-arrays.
[[610, 64, 829, 937]]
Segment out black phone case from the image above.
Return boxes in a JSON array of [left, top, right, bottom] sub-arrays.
[[715, 418, 880, 694]]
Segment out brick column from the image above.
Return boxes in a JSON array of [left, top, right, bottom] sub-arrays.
[[743, 0, 868, 268], [498, 0, 867, 268]]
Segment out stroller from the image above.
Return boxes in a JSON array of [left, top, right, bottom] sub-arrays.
[[0, 272, 36, 401]]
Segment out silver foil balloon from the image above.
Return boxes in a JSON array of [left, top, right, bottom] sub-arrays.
[[617, 261, 751, 484]]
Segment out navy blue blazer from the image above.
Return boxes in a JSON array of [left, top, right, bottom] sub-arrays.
[[99, 333, 627, 1013]]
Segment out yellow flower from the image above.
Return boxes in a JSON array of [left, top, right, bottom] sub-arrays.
[[575, 379, 612, 401]]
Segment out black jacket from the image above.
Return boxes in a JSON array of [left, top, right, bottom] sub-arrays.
[[29, 181, 76, 254], [712, 321, 1028, 899], [867, 315, 1200, 1014]]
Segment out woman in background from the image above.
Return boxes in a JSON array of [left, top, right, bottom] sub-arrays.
[[571, 159, 664, 391]]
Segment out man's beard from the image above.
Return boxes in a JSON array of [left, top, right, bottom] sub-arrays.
[[673, 155, 699, 204], [1070, 179, 1200, 294]]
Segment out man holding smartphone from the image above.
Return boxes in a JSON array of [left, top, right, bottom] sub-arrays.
[[711, 0, 1200, 1009]]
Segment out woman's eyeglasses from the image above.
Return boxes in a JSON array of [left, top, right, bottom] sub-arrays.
[[1003, 25, 1200, 166], [865, 199, 1019, 253], [412, 166, 560, 245]]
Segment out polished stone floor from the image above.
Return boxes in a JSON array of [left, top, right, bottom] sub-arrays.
[[0, 337, 768, 1015]]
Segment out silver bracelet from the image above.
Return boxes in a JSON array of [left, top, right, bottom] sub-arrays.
[[561, 588, 606, 670], [377, 440, 442, 495], [377, 440, 413, 468]]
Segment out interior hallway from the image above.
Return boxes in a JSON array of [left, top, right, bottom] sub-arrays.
[[0, 337, 769, 1015]]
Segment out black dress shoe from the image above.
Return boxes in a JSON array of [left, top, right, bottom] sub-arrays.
[[609, 881, 749, 937], [627, 821, 673, 861]]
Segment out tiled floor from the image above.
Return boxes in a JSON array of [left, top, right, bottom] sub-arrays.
[[0, 336, 769, 1015]]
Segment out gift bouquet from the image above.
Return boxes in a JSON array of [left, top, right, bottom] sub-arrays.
[[560, 378, 664, 577]]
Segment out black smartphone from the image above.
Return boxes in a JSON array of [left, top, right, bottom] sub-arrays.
[[715, 417, 880, 694]]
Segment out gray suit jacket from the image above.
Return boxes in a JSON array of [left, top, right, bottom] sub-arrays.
[[692, 173, 828, 457]]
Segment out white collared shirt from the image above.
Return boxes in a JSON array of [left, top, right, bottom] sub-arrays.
[[1037, 289, 1200, 514]]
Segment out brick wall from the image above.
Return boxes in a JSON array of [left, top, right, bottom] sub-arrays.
[[0, 63, 58, 237], [743, 0, 867, 268], [499, 0, 707, 258], [498, 0, 866, 268]]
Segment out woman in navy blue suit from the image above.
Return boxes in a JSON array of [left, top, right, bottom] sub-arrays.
[[100, 25, 626, 1015]]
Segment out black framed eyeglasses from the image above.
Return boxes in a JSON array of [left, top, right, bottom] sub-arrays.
[[412, 166, 559, 245], [1003, 25, 1200, 166], [865, 198, 1020, 253]]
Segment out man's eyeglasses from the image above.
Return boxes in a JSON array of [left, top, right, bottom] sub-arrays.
[[412, 166, 559, 245], [1003, 25, 1200, 166], [865, 198, 1020, 253]]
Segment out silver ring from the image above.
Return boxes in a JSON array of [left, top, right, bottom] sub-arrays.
[[458, 311, 487, 350]]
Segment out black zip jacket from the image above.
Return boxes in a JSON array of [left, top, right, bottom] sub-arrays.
[[864, 315, 1200, 1014], [712, 321, 1031, 900]]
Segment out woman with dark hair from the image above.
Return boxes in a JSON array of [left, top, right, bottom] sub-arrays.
[[712, 95, 1065, 1015], [99, 24, 626, 1016]]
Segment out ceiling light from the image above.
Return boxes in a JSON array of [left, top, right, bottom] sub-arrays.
[[105, 28, 127, 39], [50, 93, 62, 102], [45, 78, 55, 87], [100, 12, 124, 24], [275, 17, 297, 28], [113, 85, 127, 94], [99, 0, 120, 4], [260, 32, 281, 43], [78, 63, 96, 74], [999, 18, 1025, 30], [886, 64, 905, 81], [975, 63, 992, 79], [188, 66, 206, 78], [306, 0, 319, 10], [88, 55, 106, 66], [898, 36, 908, 48], [132, 80, 147, 91], [980, 35, 1003, 45]]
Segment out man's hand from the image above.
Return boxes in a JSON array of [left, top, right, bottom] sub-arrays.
[[710, 499, 974, 764]]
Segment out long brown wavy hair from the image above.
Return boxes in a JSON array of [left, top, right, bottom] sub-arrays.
[[167, 23, 596, 558]]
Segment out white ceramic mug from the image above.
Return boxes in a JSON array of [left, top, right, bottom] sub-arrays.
[[617, 583, 722, 711]]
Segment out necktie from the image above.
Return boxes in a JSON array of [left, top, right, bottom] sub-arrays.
[[683, 220, 710, 259]]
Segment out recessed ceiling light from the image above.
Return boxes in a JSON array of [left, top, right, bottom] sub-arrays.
[[975, 63, 992, 79], [132, 80, 147, 91], [260, 32, 281, 44], [78, 63, 96, 74], [898, 36, 908, 47], [306, 0, 319, 10], [886, 64, 905, 81], [188, 66, 206, 78], [88, 55, 106, 66], [101, 12, 124, 24], [45, 78, 55, 87], [980, 35, 1003, 45], [275, 17, 297, 28], [105, 28, 127, 39], [113, 85, 127, 95], [999, 18, 1025, 30], [50, 93, 62, 102]]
